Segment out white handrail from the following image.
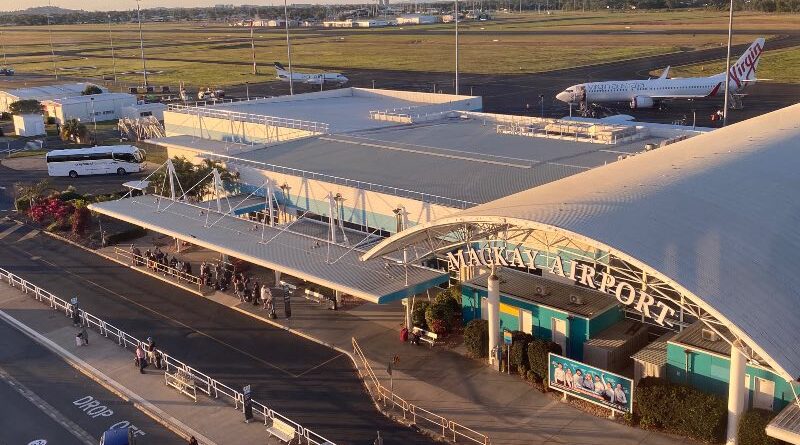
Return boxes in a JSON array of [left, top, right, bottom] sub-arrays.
[[351, 338, 490, 445], [0, 266, 335, 445]]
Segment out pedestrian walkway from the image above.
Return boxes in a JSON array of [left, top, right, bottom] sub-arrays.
[[0, 282, 286, 445], [94, 234, 692, 445]]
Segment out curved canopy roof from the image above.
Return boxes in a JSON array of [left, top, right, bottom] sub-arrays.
[[364, 104, 800, 380]]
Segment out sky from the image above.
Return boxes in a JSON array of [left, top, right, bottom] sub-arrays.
[[4, 0, 349, 12]]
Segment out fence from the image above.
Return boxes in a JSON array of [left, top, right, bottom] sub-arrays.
[[167, 103, 330, 135], [351, 338, 490, 445], [113, 247, 204, 293], [0, 266, 335, 445]]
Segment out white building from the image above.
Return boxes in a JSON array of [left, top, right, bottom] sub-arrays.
[[0, 83, 107, 114], [13, 114, 46, 137], [43, 93, 137, 125], [120, 102, 167, 121], [396, 14, 440, 25]]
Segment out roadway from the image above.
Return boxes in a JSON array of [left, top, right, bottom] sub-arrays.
[[0, 307, 182, 444], [0, 217, 435, 445]]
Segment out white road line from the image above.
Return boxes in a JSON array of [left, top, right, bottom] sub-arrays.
[[0, 222, 22, 239], [16, 229, 40, 243], [295, 353, 345, 378], [0, 365, 97, 445]]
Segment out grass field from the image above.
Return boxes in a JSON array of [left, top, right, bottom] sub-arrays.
[[663, 45, 800, 83], [0, 10, 794, 89]]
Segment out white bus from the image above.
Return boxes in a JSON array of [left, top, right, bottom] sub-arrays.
[[46, 145, 146, 178]]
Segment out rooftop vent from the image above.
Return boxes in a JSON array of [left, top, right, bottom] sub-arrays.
[[569, 294, 585, 305], [701, 328, 719, 342], [535, 285, 550, 296]]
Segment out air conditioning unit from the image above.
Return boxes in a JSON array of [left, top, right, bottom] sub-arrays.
[[535, 285, 550, 296], [569, 294, 585, 305], [701, 328, 719, 342]]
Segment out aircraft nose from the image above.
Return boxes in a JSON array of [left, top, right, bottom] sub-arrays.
[[555, 91, 571, 103]]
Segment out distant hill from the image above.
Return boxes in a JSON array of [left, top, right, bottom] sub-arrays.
[[6, 6, 80, 16]]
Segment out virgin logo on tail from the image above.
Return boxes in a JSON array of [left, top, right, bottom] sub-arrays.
[[728, 38, 765, 89]]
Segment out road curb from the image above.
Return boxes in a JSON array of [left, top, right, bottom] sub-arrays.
[[0, 307, 218, 445]]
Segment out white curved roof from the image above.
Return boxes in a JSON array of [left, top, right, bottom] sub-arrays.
[[365, 104, 800, 380]]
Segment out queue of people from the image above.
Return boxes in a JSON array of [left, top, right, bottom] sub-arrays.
[[129, 245, 193, 281]]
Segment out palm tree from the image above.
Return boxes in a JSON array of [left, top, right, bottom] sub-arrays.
[[149, 156, 238, 199], [14, 178, 56, 211], [60, 118, 88, 143]]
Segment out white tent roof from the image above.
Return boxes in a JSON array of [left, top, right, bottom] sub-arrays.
[[364, 103, 800, 380], [90, 196, 447, 304]]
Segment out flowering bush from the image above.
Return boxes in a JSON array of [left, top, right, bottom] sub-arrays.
[[429, 319, 447, 336], [28, 197, 75, 229]]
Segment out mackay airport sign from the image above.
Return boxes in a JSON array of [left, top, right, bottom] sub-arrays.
[[548, 352, 633, 414], [447, 246, 678, 328]]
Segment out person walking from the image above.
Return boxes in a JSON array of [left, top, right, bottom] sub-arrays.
[[135, 345, 147, 374], [146, 337, 157, 367]]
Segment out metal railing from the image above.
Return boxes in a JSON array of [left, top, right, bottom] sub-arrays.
[[167, 103, 330, 135], [113, 247, 204, 292], [351, 338, 490, 445], [0, 266, 335, 445], [203, 152, 477, 210]]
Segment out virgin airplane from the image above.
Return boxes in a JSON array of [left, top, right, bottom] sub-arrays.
[[556, 38, 765, 109]]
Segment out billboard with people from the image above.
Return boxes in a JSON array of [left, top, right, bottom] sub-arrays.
[[548, 353, 633, 413]]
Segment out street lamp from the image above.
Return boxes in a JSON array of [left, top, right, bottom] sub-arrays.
[[108, 14, 117, 83], [722, 0, 734, 126], [135, 0, 149, 88], [454, 0, 459, 95], [90, 97, 98, 145], [283, 0, 294, 95]]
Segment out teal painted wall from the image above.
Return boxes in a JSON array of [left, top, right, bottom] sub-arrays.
[[665, 343, 793, 411], [461, 283, 594, 360]]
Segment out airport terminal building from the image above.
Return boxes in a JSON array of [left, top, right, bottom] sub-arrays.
[[90, 87, 800, 444]]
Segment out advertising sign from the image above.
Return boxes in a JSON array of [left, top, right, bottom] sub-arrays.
[[548, 353, 633, 413], [503, 331, 513, 345], [243, 384, 253, 422]]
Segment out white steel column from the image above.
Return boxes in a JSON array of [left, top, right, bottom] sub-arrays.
[[487, 272, 500, 366], [267, 183, 274, 226], [404, 298, 412, 328], [726, 341, 747, 445], [328, 195, 337, 244], [273, 270, 282, 286]]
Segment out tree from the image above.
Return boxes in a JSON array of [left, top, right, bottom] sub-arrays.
[[149, 156, 238, 199], [9, 99, 43, 115], [15, 179, 56, 211], [60, 118, 88, 142], [81, 84, 103, 95], [71, 206, 91, 236]]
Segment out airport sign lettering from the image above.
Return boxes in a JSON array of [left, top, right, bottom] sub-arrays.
[[448, 247, 676, 327]]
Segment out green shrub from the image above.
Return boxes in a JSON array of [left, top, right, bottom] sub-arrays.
[[425, 301, 452, 331], [105, 226, 147, 245], [428, 319, 447, 336], [411, 301, 430, 330], [464, 319, 489, 358], [15, 197, 31, 212], [509, 331, 534, 371], [434, 287, 461, 315], [738, 409, 782, 445], [527, 339, 562, 381], [635, 377, 726, 443]]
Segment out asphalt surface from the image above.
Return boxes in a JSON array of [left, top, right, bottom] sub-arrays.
[[0, 162, 148, 211], [0, 218, 435, 445], [0, 310, 182, 444]]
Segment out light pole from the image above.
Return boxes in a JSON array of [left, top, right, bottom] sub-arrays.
[[46, 5, 58, 79], [90, 97, 98, 145], [539, 94, 544, 118], [136, 0, 148, 88], [108, 15, 117, 83], [722, 0, 733, 127], [283, 0, 294, 95], [250, 21, 258, 75], [454, 0, 459, 95], [0, 31, 7, 68]]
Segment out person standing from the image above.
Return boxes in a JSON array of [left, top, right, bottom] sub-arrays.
[[251, 279, 261, 306], [135, 345, 147, 374]]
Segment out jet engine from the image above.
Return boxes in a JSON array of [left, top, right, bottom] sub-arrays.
[[629, 96, 655, 109]]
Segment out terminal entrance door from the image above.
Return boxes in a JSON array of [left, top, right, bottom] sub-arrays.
[[754, 377, 775, 410], [551, 318, 567, 353]]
